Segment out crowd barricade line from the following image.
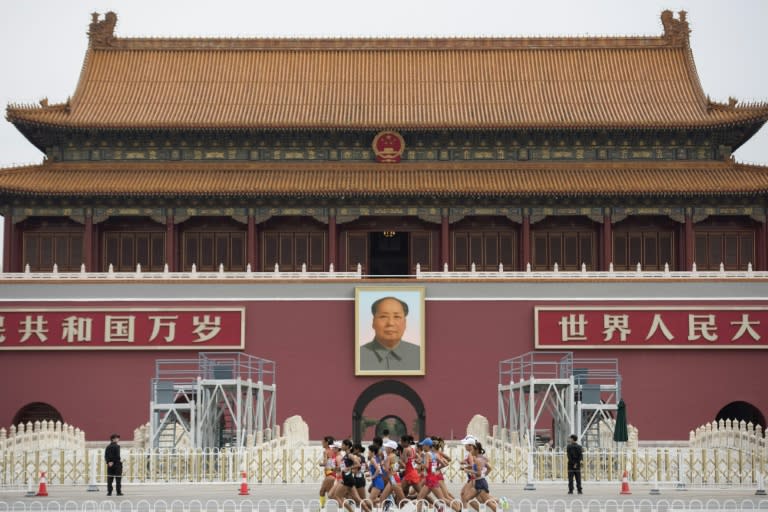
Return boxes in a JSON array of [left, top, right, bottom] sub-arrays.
[[255, 499, 273, 512], [166, 500, 185, 512], [61, 502, 79, 512], [7, 498, 768, 512], [133, 500, 152, 512], [0, 500, 755, 512], [150, 500, 168, 512]]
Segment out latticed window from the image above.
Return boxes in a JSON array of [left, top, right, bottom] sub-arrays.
[[453, 232, 516, 271], [613, 231, 675, 270], [23, 232, 83, 271], [263, 232, 325, 272], [532, 231, 595, 270], [183, 231, 246, 271], [104, 231, 165, 271], [695, 231, 755, 270]]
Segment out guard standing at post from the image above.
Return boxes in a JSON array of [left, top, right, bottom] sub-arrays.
[[105, 433, 123, 496], [566, 434, 583, 495]]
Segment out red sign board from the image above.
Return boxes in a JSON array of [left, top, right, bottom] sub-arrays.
[[0, 307, 245, 350], [535, 305, 768, 349]]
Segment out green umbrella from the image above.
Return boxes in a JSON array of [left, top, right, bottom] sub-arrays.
[[613, 399, 629, 442]]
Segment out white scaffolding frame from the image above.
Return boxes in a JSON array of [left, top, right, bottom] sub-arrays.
[[498, 351, 621, 451], [149, 352, 276, 449]]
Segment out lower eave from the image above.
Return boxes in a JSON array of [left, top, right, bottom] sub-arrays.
[[0, 160, 767, 200]]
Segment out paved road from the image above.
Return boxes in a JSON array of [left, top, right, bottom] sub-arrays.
[[1, 482, 766, 508]]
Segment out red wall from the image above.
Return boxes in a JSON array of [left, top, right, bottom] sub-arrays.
[[0, 299, 764, 441]]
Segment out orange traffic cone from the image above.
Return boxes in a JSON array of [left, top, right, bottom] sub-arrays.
[[238, 470, 249, 496], [36, 471, 49, 497], [619, 469, 632, 495]]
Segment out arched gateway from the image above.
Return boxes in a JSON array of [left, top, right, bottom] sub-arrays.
[[352, 380, 425, 443]]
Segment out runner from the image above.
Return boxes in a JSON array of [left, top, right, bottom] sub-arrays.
[[329, 440, 344, 504], [318, 436, 336, 508], [379, 439, 405, 507], [432, 436, 456, 503], [414, 437, 458, 512], [366, 444, 386, 508], [352, 443, 369, 507], [459, 436, 478, 504], [331, 439, 365, 512], [460, 437, 508, 511], [400, 435, 423, 500]]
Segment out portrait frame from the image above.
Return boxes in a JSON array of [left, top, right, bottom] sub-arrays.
[[355, 286, 426, 376]]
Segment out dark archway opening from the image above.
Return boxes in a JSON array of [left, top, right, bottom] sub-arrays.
[[715, 401, 765, 429], [376, 415, 408, 439], [352, 380, 425, 443], [13, 402, 64, 426], [370, 232, 409, 276]]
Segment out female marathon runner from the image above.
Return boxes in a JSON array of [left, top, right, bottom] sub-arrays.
[[460, 437, 508, 511], [379, 439, 405, 507], [400, 435, 423, 499], [318, 436, 336, 508]]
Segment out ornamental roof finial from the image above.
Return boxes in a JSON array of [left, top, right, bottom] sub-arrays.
[[660, 9, 690, 46], [88, 11, 117, 47]]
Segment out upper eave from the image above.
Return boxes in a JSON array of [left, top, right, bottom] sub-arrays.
[[6, 11, 768, 138], [1, 160, 767, 199]]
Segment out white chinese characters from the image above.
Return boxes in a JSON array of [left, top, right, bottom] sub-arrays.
[[0, 311, 230, 346], [553, 310, 764, 345]]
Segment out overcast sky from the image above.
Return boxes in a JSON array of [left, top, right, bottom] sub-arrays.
[[0, 0, 766, 268]]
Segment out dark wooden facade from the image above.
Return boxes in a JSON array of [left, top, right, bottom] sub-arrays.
[[5, 208, 767, 274], [2, 10, 768, 275]]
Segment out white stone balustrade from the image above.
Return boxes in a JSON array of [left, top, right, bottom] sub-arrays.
[[2, 262, 766, 280], [689, 418, 766, 453], [0, 420, 85, 452]]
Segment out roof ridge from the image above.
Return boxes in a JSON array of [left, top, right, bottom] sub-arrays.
[[87, 11, 689, 51], [93, 35, 683, 52]]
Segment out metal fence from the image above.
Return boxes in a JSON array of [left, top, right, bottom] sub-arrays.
[[1, 499, 768, 512], [1, 446, 766, 487]]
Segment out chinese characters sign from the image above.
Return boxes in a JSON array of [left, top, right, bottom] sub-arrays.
[[0, 307, 245, 350], [535, 306, 768, 349]]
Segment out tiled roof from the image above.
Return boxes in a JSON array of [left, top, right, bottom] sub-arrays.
[[6, 13, 768, 131], [1, 160, 767, 198]]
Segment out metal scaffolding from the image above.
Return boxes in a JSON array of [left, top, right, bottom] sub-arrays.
[[498, 351, 621, 450], [149, 352, 276, 449]]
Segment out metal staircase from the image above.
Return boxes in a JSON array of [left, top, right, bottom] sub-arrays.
[[498, 351, 621, 450], [149, 352, 276, 449]]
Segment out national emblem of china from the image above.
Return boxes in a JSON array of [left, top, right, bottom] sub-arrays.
[[372, 131, 405, 163]]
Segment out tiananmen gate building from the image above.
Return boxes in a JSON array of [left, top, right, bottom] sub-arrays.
[[0, 10, 766, 446]]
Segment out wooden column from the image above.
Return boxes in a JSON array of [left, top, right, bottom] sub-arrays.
[[684, 212, 695, 271], [759, 221, 768, 271], [165, 214, 175, 272], [521, 213, 531, 271], [83, 211, 94, 272], [247, 213, 258, 271], [602, 212, 612, 271], [440, 209, 449, 269], [2, 213, 11, 272], [328, 210, 337, 270], [7, 215, 20, 272]]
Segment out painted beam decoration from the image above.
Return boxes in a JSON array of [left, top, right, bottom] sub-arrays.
[[0, 306, 245, 350], [535, 305, 768, 349]]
